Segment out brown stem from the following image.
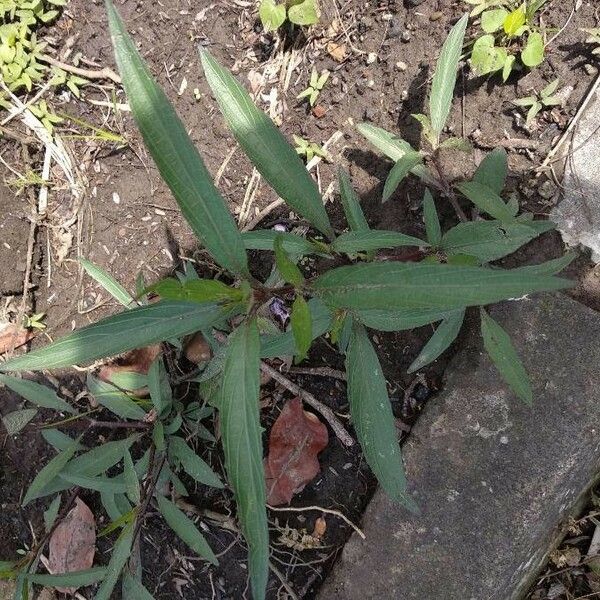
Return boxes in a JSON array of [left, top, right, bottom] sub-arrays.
[[430, 152, 468, 222], [39, 54, 121, 84], [87, 419, 149, 430]]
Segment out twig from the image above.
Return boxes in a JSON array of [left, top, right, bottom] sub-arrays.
[[285, 366, 347, 381], [87, 419, 149, 430], [261, 362, 354, 447], [267, 504, 366, 539], [269, 561, 300, 600], [38, 54, 121, 84]]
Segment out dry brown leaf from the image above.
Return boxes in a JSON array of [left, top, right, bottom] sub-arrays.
[[98, 344, 161, 391], [48, 498, 96, 594], [0, 323, 33, 355], [326, 41, 347, 62], [184, 332, 211, 364], [312, 517, 327, 539], [265, 397, 329, 505]]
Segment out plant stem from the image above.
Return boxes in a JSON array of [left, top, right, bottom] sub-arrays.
[[430, 152, 468, 222]]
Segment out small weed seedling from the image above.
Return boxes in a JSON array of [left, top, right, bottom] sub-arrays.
[[293, 134, 328, 162], [259, 0, 319, 33], [466, 0, 550, 80], [0, 5, 572, 600], [297, 67, 329, 106], [513, 78, 563, 126]]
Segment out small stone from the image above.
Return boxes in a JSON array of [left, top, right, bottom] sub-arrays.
[[401, 30, 412, 43], [395, 60, 408, 71], [400, 90, 409, 101], [538, 179, 557, 200], [312, 104, 326, 118], [584, 63, 597, 75], [366, 52, 378, 65], [430, 11, 443, 21]]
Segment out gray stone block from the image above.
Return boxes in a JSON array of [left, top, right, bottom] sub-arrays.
[[319, 294, 600, 600]]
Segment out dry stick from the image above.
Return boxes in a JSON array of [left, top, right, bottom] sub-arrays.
[[261, 362, 354, 447], [269, 561, 300, 600], [285, 366, 347, 381], [38, 54, 121, 84], [267, 504, 366, 539]]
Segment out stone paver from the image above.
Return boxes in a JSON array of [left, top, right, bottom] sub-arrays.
[[551, 81, 600, 260], [319, 293, 600, 600]]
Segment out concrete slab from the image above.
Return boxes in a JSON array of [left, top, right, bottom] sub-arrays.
[[319, 294, 600, 600], [551, 79, 600, 260]]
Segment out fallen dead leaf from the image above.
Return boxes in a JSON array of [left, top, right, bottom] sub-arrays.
[[98, 344, 161, 390], [48, 498, 96, 594], [184, 332, 211, 364], [0, 323, 34, 355], [265, 397, 329, 505], [326, 41, 347, 62], [312, 517, 327, 539]]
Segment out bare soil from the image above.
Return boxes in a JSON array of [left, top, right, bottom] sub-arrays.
[[1, 0, 599, 598]]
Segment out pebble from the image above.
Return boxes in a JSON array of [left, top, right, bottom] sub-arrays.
[[584, 63, 597, 75], [401, 31, 412, 43], [430, 11, 443, 21], [400, 90, 409, 101], [395, 60, 408, 71], [366, 52, 378, 65]]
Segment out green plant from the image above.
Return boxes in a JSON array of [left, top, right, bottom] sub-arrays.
[[293, 134, 329, 161], [0, 5, 572, 600], [297, 67, 329, 106], [258, 0, 319, 33], [466, 0, 549, 80], [582, 28, 600, 55], [513, 78, 562, 126], [23, 311, 45, 330]]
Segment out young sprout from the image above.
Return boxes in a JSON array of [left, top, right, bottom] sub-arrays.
[[293, 135, 329, 162], [23, 313, 46, 331], [513, 78, 562, 126], [29, 99, 63, 134], [297, 68, 329, 106]]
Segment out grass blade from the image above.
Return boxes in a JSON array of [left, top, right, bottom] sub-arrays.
[[429, 14, 468, 143], [220, 319, 268, 600], [382, 152, 423, 202], [480, 308, 532, 404], [157, 496, 217, 564], [346, 323, 417, 511], [515, 253, 575, 276], [200, 50, 333, 238], [94, 521, 134, 600], [80, 258, 133, 307], [408, 308, 465, 373], [168, 436, 223, 488], [105, 2, 249, 276], [0, 301, 225, 372], [0, 375, 75, 414], [27, 568, 107, 588]]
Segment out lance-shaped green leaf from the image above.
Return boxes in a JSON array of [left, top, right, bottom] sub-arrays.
[[408, 308, 465, 373], [220, 319, 268, 600], [473, 148, 507, 194], [260, 298, 332, 358], [429, 14, 468, 144], [168, 436, 223, 488], [80, 258, 134, 307], [332, 230, 426, 254], [0, 374, 75, 414], [290, 296, 312, 362], [44, 495, 61, 531], [312, 262, 570, 311], [274, 235, 304, 287], [441, 219, 554, 263], [27, 568, 107, 588], [105, 2, 249, 276], [0, 301, 225, 372], [456, 181, 514, 221], [346, 323, 417, 511], [148, 356, 172, 416], [122, 573, 156, 600], [515, 253, 575, 276], [422, 189, 441, 246], [87, 375, 147, 421], [383, 152, 423, 202], [58, 473, 127, 494], [338, 167, 369, 232], [95, 521, 134, 600], [42, 429, 85, 452], [157, 496, 217, 565], [354, 307, 457, 331], [356, 123, 437, 186], [2, 409, 37, 436], [481, 308, 532, 404], [146, 278, 244, 304], [200, 50, 333, 239], [242, 230, 318, 256], [22, 436, 81, 505], [123, 450, 140, 504]]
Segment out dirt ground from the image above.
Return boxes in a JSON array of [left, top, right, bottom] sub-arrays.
[[1, 0, 600, 598]]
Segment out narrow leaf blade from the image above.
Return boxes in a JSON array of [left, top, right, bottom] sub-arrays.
[[106, 2, 249, 276], [331, 230, 426, 254], [422, 189, 441, 246], [290, 296, 312, 362], [382, 152, 423, 202], [338, 167, 369, 232], [168, 436, 223, 488], [0, 375, 75, 414], [481, 309, 532, 404], [80, 258, 133, 307], [94, 521, 134, 600]]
